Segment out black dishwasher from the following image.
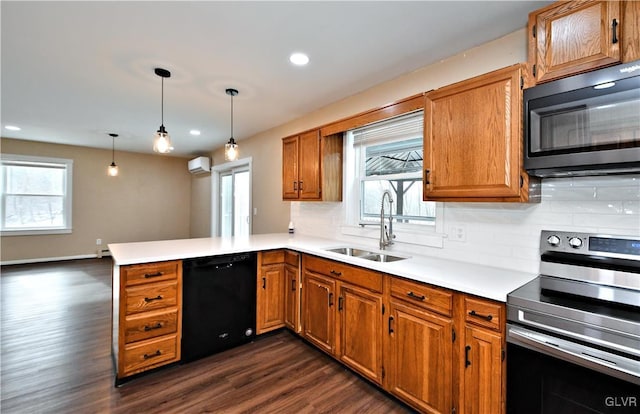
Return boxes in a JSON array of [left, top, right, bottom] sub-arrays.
[[181, 253, 257, 363]]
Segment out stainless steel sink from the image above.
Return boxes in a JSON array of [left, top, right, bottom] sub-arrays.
[[325, 247, 407, 262]]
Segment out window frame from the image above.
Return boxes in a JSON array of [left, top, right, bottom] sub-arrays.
[[1, 154, 73, 236]]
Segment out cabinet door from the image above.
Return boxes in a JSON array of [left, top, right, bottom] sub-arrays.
[[338, 283, 383, 385], [282, 136, 299, 199], [387, 300, 453, 414], [298, 130, 321, 200], [284, 263, 300, 333], [302, 271, 336, 354], [424, 65, 524, 201], [531, 1, 620, 83], [256, 264, 285, 334], [463, 326, 504, 414]]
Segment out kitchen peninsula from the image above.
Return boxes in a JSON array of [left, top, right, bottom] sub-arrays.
[[110, 233, 537, 413]]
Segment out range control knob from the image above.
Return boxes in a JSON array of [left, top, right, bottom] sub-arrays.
[[547, 235, 561, 247], [569, 237, 583, 249]]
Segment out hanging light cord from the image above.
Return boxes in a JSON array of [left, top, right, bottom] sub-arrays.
[[230, 91, 234, 139], [161, 76, 164, 127], [112, 136, 115, 162]]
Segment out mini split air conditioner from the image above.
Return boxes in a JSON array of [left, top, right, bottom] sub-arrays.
[[188, 156, 210, 175]]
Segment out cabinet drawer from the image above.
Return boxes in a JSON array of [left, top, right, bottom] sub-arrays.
[[125, 281, 178, 315], [464, 296, 503, 332], [124, 309, 178, 344], [285, 250, 299, 267], [122, 261, 180, 286], [390, 277, 452, 316], [304, 255, 382, 293], [261, 250, 285, 265], [122, 334, 179, 376]]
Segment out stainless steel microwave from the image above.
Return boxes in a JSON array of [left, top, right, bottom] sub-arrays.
[[524, 60, 640, 177]]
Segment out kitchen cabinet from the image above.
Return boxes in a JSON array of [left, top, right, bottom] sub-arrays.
[[423, 64, 538, 202], [338, 283, 384, 385], [282, 130, 343, 201], [386, 277, 454, 413], [284, 250, 301, 333], [113, 260, 182, 383], [458, 295, 506, 414], [257, 250, 286, 334], [302, 255, 384, 383], [302, 269, 336, 354], [528, 0, 640, 84]]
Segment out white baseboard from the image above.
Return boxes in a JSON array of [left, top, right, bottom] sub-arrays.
[[1, 253, 110, 266]]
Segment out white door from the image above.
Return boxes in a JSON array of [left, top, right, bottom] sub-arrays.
[[213, 159, 252, 237]]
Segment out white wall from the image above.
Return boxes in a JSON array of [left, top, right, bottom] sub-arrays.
[[291, 175, 640, 274]]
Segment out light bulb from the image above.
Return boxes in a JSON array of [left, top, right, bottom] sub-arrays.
[[108, 163, 119, 177], [225, 142, 238, 161], [153, 131, 172, 153]]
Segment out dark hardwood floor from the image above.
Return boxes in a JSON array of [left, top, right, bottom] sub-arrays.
[[1, 258, 413, 413]]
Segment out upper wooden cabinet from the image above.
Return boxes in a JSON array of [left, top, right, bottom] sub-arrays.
[[424, 64, 538, 202], [528, 0, 640, 83], [282, 130, 343, 201]]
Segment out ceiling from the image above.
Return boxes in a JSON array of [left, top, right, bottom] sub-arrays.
[[1, 1, 551, 158]]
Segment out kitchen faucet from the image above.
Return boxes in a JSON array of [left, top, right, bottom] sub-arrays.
[[380, 190, 395, 250]]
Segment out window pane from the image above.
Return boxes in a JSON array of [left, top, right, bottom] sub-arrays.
[[4, 165, 64, 195], [220, 174, 233, 237], [365, 138, 423, 176], [4, 195, 64, 228], [361, 179, 435, 223]]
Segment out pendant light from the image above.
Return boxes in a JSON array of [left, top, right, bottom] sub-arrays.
[[108, 133, 119, 176], [153, 68, 172, 153], [224, 88, 239, 161]]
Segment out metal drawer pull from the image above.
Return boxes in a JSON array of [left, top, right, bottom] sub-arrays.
[[338, 296, 343, 311], [143, 350, 162, 360], [293, 181, 297, 190], [407, 291, 426, 301], [330, 270, 342, 276], [291, 279, 296, 292], [388, 316, 395, 334], [612, 19, 618, 44], [328, 293, 334, 307], [262, 277, 266, 289], [468, 310, 493, 321], [465, 345, 471, 367], [144, 271, 164, 278], [144, 295, 163, 302], [144, 323, 163, 331]]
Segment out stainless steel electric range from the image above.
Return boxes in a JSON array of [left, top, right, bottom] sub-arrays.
[[506, 230, 640, 414]]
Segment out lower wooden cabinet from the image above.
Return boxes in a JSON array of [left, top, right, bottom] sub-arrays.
[[302, 270, 336, 354], [386, 299, 453, 413], [338, 283, 384, 385], [284, 251, 301, 333], [459, 294, 506, 414], [113, 259, 182, 382]]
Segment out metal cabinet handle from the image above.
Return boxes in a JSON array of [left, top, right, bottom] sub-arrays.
[[144, 323, 163, 331], [293, 181, 297, 190], [388, 316, 395, 334], [262, 277, 266, 289], [338, 296, 343, 311], [144, 295, 162, 302], [328, 292, 334, 307], [469, 310, 493, 321], [143, 350, 162, 360], [465, 345, 471, 367], [612, 19, 618, 44], [330, 270, 342, 276], [424, 169, 430, 185], [144, 271, 164, 278], [299, 181, 303, 190], [291, 279, 296, 292], [407, 291, 426, 301]]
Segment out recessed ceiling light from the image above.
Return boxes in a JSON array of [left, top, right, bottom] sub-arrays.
[[5, 125, 21, 131], [190, 130, 201, 136], [289, 52, 309, 66]]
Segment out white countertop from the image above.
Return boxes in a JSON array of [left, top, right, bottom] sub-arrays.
[[108, 233, 537, 302]]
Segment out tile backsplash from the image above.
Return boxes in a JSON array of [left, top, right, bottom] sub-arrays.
[[290, 175, 640, 274]]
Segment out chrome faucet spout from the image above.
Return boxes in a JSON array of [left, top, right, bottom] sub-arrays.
[[380, 190, 394, 250]]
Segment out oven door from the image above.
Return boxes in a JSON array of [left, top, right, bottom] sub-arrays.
[[507, 324, 640, 414]]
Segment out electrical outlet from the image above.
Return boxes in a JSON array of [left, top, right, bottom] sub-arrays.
[[449, 226, 466, 242], [96, 238, 102, 246]]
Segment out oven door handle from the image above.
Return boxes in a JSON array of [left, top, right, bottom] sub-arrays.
[[507, 324, 640, 385]]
